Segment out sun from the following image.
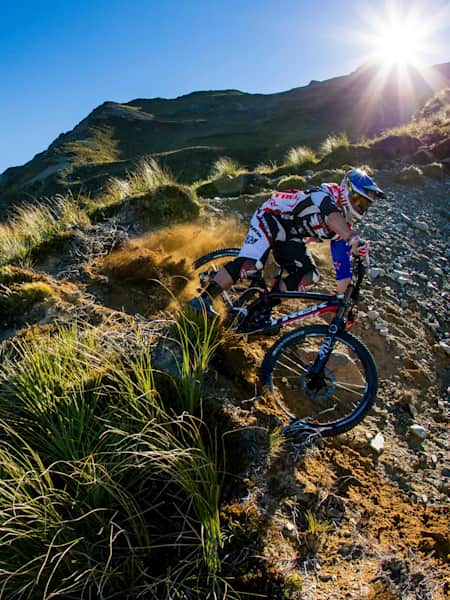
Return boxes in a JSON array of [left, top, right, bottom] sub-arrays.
[[350, 1, 449, 71], [370, 22, 427, 67], [365, 8, 430, 68]]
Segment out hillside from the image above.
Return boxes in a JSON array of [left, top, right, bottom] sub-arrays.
[[0, 61, 449, 215], [0, 86, 449, 598]]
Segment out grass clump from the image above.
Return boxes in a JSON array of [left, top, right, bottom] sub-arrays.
[[319, 132, 350, 157], [0, 319, 230, 598], [105, 157, 177, 203], [210, 156, 244, 178], [276, 175, 307, 191], [393, 165, 424, 184], [0, 281, 54, 317], [0, 195, 89, 266], [284, 145, 317, 167]]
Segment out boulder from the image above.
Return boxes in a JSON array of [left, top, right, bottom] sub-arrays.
[[371, 134, 422, 160], [410, 148, 436, 165]]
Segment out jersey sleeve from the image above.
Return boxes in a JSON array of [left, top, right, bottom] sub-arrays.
[[310, 190, 340, 219]]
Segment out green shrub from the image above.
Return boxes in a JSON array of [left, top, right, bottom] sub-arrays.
[[148, 183, 200, 222], [277, 175, 307, 191]]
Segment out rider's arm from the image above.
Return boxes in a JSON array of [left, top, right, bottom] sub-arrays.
[[326, 212, 360, 252], [326, 211, 353, 241]]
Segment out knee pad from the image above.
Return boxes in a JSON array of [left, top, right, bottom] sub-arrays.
[[284, 269, 319, 291], [224, 257, 257, 282]]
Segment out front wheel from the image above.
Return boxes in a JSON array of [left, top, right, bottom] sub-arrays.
[[260, 325, 377, 437]]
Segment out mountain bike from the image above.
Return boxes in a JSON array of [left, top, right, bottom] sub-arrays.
[[192, 248, 377, 439]]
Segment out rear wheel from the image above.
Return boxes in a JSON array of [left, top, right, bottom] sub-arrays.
[[193, 248, 262, 316], [260, 325, 377, 437]]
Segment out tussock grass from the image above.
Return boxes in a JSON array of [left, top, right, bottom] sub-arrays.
[[284, 145, 317, 167], [0, 318, 230, 598], [105, 157, 177, 203], [319, 132, 350, 157], [0, 195, 89, 266], [0, 280, 54, 316], [210, 156, 244, 178]]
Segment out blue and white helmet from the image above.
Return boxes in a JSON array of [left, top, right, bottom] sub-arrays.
[[340, 169, 385, 222]]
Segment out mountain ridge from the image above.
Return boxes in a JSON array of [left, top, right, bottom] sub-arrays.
[[1, 61, 449, 213]]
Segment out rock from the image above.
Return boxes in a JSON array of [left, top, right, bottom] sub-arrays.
[[411, 148, 436, 165], [400, 212, 412, 225], [369, 267, 385, 280], [370, 432, 385, 453], [413, 220, 429, 232], [393, 165, 423, 185], [432, 137, 450, 159], [409, 424, 427, 440], [438, 341, 450, 356], [368, 310, 380, 321]]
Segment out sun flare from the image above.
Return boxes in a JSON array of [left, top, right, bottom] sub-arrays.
[[366, 9, 430, 68], [352, 2, 449, 71]]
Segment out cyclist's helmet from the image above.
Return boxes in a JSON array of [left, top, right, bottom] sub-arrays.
[[340, 168, 385, 222]]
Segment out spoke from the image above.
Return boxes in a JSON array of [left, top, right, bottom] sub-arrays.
[[274, 359, 307, 377], [268, 333, 370, 425], [278, 349, 310, 370], [333, 381, 365, 395]]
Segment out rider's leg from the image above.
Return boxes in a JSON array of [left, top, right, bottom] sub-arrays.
[[199, 210, 274, 302], [272, 240, 319, 291], [200, 258, 256, 302], [281, 269, 319, 291]]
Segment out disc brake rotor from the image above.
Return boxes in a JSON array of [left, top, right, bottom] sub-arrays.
[[300, 368, 336, 400]]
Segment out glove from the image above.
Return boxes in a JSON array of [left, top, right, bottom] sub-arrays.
[[355, 239, 370, 258], [348, 233, 369, 257]]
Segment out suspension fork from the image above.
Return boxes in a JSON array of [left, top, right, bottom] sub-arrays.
[[308, 283, 354, 377]]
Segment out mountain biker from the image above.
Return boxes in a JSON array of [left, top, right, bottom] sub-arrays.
[[189, 168, 386, 318]]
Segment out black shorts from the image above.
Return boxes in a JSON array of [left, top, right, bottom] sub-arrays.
[[272, 239, 318, 279]]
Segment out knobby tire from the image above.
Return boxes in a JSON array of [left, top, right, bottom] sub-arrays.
[[260, 324, 377, 437]]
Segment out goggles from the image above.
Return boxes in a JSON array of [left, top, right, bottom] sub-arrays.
[[350, 192, 372, 214]]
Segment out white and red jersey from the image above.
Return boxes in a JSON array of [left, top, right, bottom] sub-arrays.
[[239, 184, 347, 262], [257, 184, 343, 241]]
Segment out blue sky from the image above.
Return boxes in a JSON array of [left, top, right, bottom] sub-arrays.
[[1, 0, 449, 173]]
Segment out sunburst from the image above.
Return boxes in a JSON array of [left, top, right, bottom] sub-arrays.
[[350, 1, 449, 71]]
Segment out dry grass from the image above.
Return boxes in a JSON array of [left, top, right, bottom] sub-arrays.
[[284, 146, 318, 167], [0, 195, 89, 266], [319, 133, 350, 157], [105, 157, 177, 203]]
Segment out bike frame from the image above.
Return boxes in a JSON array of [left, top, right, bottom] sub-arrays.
[[230, 257, 365, 343], [262, 290, 343, 330]]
